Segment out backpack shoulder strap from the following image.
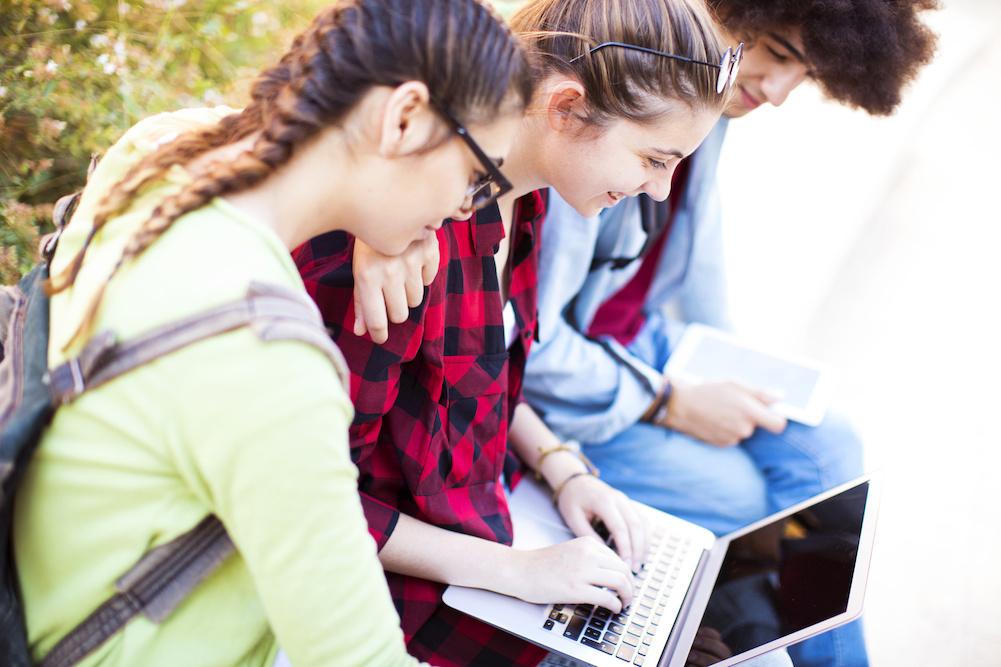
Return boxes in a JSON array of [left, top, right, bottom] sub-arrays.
[[45, 280, 348, 405], [38, 516, 231, 667], [33, 281, 346, 667]]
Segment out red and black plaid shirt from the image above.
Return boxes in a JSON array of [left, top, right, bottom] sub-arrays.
[[295, 192, 548, 667]]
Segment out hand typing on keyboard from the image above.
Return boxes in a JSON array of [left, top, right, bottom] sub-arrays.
[[540, 525, 694, 665], [552, 470, 650, 573], [508, 536, 635, 613]]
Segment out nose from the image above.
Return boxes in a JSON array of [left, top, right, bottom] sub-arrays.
[[642, 164, 678, 202], [761, 64, 809, 108]]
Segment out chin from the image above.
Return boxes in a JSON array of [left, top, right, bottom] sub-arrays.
[[724, 105, 750, 119], [568, 198, 606, 219], [360, 236, 408, 258]]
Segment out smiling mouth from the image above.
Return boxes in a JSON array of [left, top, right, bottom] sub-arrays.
[[608, 192, 626, 202], [739, 85, 762, 110]]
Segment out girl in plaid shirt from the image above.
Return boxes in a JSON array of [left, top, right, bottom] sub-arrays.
[[296, 0, 743, 665]]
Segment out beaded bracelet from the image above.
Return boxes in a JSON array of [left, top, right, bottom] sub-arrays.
[[551, 470, 595, 507]]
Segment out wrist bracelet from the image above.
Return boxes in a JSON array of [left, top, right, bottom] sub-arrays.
[[536, 440, 599, 480], [535, 442, 573, 480], [645, 379, 672, 426], [551, 470, 595, 506]]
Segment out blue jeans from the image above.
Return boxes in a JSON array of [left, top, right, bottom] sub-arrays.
[[581, 416, 869, 667]]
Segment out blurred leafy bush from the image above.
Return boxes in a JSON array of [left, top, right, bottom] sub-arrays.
[[0, 0, 327, 284]]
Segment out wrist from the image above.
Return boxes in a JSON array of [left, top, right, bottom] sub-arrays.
[[536, 440, 597, 486], [643, 377, 672, 426], [640, 377, 666, 422], [551, 470, 596, 507], [462, 540, 524, 595]]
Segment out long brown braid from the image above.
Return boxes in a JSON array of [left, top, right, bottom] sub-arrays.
[[48, 0, 535, 344]]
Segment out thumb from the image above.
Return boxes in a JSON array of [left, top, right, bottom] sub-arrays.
[[561, 504, 602, 542], [421, 234, 441, 286], [748, 385, 785, 405], [746, 392, 788, 434], [743, 385, 787, 433]]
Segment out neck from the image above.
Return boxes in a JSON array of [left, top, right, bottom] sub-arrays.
[[221, 137, 354, 250], [499, 114, 553, 207]]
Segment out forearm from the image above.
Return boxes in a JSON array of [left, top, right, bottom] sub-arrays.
[[508, 401, 594, 493], [509, 404, 650, 577], [377, 510, 517, 591], [369, 403, 582, 588], [377, 479, 638, 613]]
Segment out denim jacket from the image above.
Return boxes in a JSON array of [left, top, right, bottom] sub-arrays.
[[523, 119, 730, 444]]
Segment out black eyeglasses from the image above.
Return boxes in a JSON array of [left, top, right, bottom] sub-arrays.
[[570, 41, 744, 94], [428, 93, 513, 212]]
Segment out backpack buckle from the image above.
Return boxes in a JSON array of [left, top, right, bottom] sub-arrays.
[[42, 358, 86, 404]]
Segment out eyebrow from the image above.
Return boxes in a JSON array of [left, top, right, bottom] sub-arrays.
[[767, 32, 807, 64], [651, 147, 688, 160]]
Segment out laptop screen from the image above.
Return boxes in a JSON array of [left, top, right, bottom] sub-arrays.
[[697, 482, 869, 662]]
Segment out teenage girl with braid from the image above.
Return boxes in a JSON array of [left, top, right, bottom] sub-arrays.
[[12, 1, 532, 666]]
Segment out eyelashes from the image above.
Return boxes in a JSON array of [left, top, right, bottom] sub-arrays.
[[766, 46, 788, 62]]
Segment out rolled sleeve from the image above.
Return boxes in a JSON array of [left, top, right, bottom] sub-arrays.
[[359, 492, 402, 550]]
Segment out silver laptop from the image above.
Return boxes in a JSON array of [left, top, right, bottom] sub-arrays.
[[444, 473, 881, 667]]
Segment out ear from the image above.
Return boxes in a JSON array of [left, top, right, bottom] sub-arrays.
[[378, 81, 437, 157], [545, 80, 587, 132]]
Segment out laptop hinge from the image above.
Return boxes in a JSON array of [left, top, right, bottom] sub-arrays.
[[659, 548, 712, 667]]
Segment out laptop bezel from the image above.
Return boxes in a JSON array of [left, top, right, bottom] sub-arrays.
[[661, 473, 882, 667]]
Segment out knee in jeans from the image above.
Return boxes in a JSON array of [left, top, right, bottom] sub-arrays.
[[730, 493, 769, 526], [790, 411, 866, 482], [713, 477, 769, 526], [819, 412, 865, 478]]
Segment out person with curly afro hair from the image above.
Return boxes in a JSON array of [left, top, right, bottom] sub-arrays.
[[712, 0, 938, 116], [522, 2, 940, 667]]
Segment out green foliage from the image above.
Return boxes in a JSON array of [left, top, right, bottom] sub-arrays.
[[491, 0, 525, 18], [0, 0, 328, 284]]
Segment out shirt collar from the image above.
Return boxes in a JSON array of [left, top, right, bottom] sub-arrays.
[[471, 202, 505, 257]]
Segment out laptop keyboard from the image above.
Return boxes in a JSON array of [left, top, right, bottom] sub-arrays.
[[541, 524, 691, 665]]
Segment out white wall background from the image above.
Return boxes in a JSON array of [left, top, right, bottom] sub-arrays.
[[717, 2, 1001, 664]]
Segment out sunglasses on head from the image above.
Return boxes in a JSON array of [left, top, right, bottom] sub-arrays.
[[570, 41, 744, 94]]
